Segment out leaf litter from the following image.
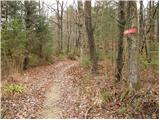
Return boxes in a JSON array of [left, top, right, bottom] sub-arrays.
[[1, 59, 159, 119]]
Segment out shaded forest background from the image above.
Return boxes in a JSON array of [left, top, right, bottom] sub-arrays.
[[1, 0, 159, 119], [1, 0, 159, 76]]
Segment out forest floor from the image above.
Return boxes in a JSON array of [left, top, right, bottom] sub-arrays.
[[1, 59, 159, 119]]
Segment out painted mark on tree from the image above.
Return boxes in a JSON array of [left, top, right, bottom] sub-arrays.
[[123, 28, 137, 35]]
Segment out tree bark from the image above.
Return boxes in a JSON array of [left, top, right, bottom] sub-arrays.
[[127, 1, 139, 90], [55, 0, 64, 53], [84, 1, 97, 74], [147, 1, 153, 63], [75, 0, 83, 55], [139, 1, 144, 53], [60, 1, 64, 51], [56, 0, 61, 53], [115, 1, 125, 82], [157, 2, 159, 42], [66, 8, 71, 54]]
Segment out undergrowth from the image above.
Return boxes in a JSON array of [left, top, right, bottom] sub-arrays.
[[67, 60, 159, 119], [3, 83, 24, 93], [80, 55, 90, 68]]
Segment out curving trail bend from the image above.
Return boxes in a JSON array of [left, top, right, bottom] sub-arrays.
[[37, 61, 77, 119]]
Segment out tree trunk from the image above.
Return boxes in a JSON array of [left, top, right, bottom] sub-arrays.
[[56, 1, 61, 53], [23, 1, 31, 70], [151, 1, 155, 42], [115, 1, 125, 82], [147, 1, 153, 63], [157, 2, 159, 42], [127, 1, 139, 90], [79, 2, 84, 64], [66, 9, 71, 54], [139, 1, 144, 53], [75, 0, 83, 56], [84, 1, 97, 74], [60, 1, 64, 52], [39, 44, 43, 58]]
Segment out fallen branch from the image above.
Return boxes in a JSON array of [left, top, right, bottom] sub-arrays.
[[84, 105, 94, 119]]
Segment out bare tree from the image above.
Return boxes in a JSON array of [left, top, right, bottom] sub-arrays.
[[59, 1, 64, 51], [44, 1, 66, 53], [147, 1, 153, 62], [139, 1, 144, 53], [66, 7, 72, 53], [56, 0, 64, 52], [157, 1, 159, 42], [127, 1, 139, 90], [115, 1, 126, 82], [73, 0, 83, 55], [84, 1, 97, 73]]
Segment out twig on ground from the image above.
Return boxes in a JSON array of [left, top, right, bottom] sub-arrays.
[[84, 105, 94, 119]]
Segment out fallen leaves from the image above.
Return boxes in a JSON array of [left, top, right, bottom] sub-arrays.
[[1, 59, 159, 119], [1, 60, 61, 119], [66, 60, 159, 119]]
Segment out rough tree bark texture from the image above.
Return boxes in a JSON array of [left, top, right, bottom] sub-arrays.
[[84, 1, 97, 73], [60, 1, 64, 51], [56, 0, 64, 53], [151, 1, 155, 42], [66, 8, 72, 54], [147, 1, 154, 63], [127, 1, 139, 90], [1, 1, 7, 22], [115, 1, 125, 82], [139, 1, 144, 53], [74, 0, 83, 55], [157, 2, 159, 42], [56, 1, 60, 52]]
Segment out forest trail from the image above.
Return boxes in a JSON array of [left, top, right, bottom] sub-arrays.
[[1, 60, 78, 119], [2, 59, 159, 119], [37, 60, 77, 119]]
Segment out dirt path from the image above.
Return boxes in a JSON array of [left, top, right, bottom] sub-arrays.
[[1, 60, 78, 119], [2, 59, 159, 119], [37, 61, 77, 119]]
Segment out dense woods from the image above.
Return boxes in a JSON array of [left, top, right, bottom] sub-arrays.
[[1, 0, 159, 119]]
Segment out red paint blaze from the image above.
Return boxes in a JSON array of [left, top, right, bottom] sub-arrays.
[[123, 28, 137, 35]]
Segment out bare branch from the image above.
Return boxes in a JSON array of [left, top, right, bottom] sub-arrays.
[[49, 19, 60, 27]]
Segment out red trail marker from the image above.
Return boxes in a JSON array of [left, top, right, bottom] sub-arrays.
[[123, 28, 137, 35]]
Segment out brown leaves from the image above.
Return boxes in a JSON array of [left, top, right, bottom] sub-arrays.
[[66, 60, 159, 119], [1, 60, 60, 119], [1, 59, 158, 119]]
